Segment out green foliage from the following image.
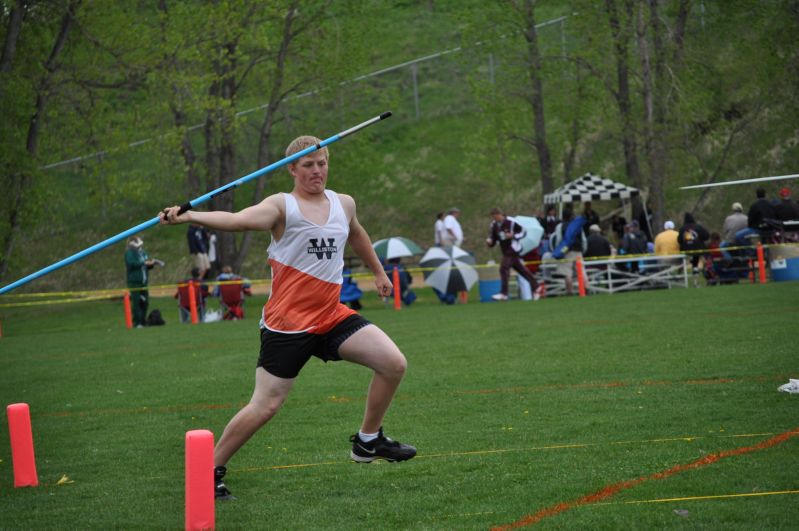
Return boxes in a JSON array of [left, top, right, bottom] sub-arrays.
[[1, 1, 798, 291], [0, 283, 796, 528]]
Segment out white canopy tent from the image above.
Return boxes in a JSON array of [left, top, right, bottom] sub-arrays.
[[543, 173, 651, 237]]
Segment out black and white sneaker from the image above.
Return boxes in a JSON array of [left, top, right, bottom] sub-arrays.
[[349, 427, 417, 463], [214, 465, 236, 500]]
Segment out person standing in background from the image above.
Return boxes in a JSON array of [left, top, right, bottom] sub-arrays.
[[125, 236, 156, 328], [582, 202, 600, 237], [442, 207, 464, 247], [207, 231, 219, 279], [434, 212, 446, 247], [187, 223, 211, 279]]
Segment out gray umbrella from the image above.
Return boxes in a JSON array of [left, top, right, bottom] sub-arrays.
[[419, 245, 478, 293]]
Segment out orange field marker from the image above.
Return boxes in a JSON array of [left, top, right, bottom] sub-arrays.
[[123, 292, 133, 329], [185, 429, 215, 530], [7, 403, 39, 487]]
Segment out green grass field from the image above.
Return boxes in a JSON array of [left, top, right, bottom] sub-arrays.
[[0, 282, 797, 529]]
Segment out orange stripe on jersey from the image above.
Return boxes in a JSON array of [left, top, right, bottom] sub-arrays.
[[264, 260, 355, 334]]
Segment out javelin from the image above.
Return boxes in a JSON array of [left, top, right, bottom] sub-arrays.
[[0, 111, 393, 295], [680, 173, 799, 190]]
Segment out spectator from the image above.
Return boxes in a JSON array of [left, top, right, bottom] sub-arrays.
[[678, 212, 710, 269], [582, 202, 600, 237], [187, 224, 211, 279], [175, 267, 209, 323], [620, 220, 648, 272], [433, 212, 446, 247], [519, 246, 543, 298], [542, 206, 560, 238], [705, 232, 724, 285], [654, 220, 680, 256], [385, 258, 416, 306], [340, 267, 363, 311], [610, 213, 627, 246], [722, 202, 748, 244], [442, 207, 464, 247], [775, 187, 799, 223], [583, 224, 612, 272], [584, 224, 612, 260], [550, 207, 587, 296], [215, 265, 252, 320], [747, 187, 776, 232], [485, 207, 543, 301], [124, 236, 157, 328], [207, 231, 219, 279]]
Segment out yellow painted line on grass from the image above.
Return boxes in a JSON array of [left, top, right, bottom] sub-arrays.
[[226, 432, 774, 476], [617, 489, 799, 505], [434, 490, 799, 522], [144, 431, 781, 480]]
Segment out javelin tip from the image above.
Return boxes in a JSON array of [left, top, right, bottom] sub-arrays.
[[379, 111, 393, 120]]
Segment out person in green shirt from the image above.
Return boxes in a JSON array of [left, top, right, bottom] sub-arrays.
[[125, 236, 156, 327]]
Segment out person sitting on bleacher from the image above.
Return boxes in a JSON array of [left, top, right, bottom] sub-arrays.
[[214, 265, 252, 320], [175, 267, 209, 323], [775, 188, 799, 240]]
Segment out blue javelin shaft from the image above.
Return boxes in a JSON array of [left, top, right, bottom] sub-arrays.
[[0, 111, 392, 295]]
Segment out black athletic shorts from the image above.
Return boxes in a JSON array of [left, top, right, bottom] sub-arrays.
[[257, 314, 372, 379]]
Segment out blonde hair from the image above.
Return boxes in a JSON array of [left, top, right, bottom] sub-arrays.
[[285, 135, 328, 165]]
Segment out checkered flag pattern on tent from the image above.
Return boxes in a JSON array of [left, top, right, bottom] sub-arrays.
[[543, 173, 640, 204]]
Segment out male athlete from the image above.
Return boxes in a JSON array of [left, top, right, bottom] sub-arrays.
[[160, 136, 416, 499]]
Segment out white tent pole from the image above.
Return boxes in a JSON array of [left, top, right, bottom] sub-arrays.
[[642, 200, 654, 240]]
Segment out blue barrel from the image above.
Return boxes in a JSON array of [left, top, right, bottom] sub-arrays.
[[771, 257, 799, 282], [479, 279, 502, 302]]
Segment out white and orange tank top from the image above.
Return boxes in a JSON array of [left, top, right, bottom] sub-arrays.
[[262, 190, 356, 333]]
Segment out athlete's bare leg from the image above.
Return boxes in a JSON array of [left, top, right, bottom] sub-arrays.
[[338, 324, 407, 434], [214, 367, 294, 466]]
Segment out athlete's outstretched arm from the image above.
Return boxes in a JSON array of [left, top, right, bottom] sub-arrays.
[[160, 194, 283, 233], [341, 195, 392, 297]]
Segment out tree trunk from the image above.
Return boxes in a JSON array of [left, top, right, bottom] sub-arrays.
[[208, 41, 238, 270], [562, 64, 582, 182], [0, 2, 78, 280], [156, 0, 202, 199], [0, 0, 24, 73], [646, 0, 671, 233], [520, 0, 554, 195], [606, 0, 642, 189], [236, 1, 299, 272], [635, 2, 655, 227]]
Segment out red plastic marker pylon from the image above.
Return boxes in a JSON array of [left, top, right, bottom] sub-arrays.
[[185, 430, 215, 530], [392, 266, 401, 310], [123, 292, 133, 329], [7, 403, 39, 487], [748, 259, 755, 283], [188, 281, 199, 324], [756, 242, 767, 284], [576, 257, 587, 297]]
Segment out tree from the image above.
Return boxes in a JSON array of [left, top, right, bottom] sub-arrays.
[[0, 1, 81, 280]]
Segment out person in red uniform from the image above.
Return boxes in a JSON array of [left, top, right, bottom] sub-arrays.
[[160, 136, 416, 500], [485, 207, 544, 301]]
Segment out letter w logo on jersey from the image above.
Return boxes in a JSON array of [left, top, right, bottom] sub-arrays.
[[307, 238, 337, 259]]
